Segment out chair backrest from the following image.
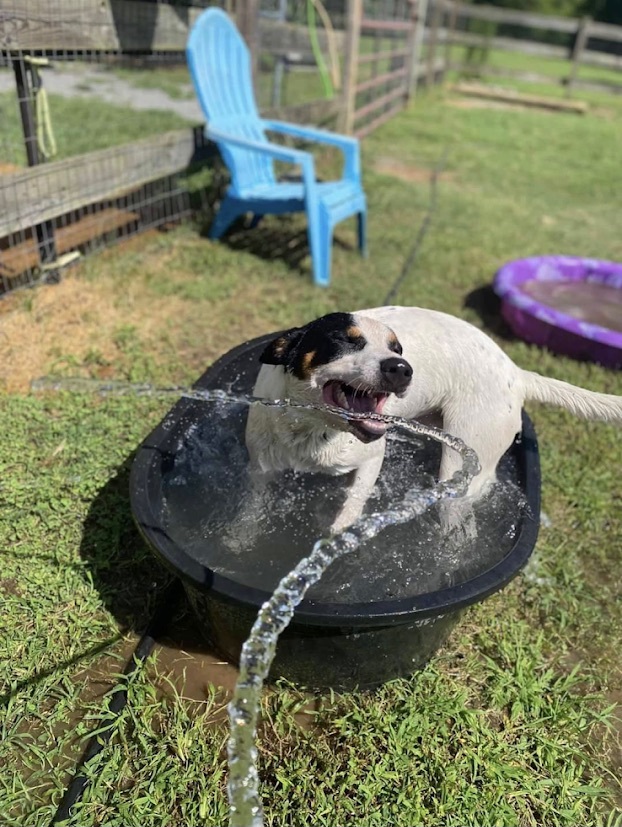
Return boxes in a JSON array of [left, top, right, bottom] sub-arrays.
[[187, 8, 275, 193]]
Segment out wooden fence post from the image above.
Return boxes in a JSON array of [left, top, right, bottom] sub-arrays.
[[12, 56, 58, 280], [340, 0, 363, 134], [425, 0, 442, 88], [405, 0, 420, 96], [407, 0, 429, 97], [444, 0, 459, 75], [237, 0, 260, 85], [567, 15, 591, 97]]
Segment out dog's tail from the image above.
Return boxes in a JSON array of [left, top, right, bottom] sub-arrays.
[[523, 370, 622, 423]]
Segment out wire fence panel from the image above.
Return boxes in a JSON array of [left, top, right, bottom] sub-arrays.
[[341, 0, 420, 138], [0, 0, 227, 295]]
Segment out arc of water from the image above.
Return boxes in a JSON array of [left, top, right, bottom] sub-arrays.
[[224, 409, 480, 827]]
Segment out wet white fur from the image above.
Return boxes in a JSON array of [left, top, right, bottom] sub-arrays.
[[246, 306, 622, 532]]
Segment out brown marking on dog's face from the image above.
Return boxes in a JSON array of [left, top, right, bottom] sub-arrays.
[[346, 325, 364, 341], [387, 330, 402, 355], [259, 328, 304, 366], [299, 349, 317, 379], [259, 313, 368, 377]]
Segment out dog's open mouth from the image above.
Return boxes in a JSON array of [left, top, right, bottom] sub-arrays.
[[322, 380, 389, 441]]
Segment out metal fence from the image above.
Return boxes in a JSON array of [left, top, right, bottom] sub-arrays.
[[0, 1, 224, 294]]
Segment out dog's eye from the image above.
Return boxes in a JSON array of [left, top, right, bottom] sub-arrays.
[[389, 340, 403, 355]]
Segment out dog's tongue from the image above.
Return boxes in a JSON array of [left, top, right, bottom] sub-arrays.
[[344, 388, 387, 435], [344, 387, 387, 414], [348, 393, 376, 413]]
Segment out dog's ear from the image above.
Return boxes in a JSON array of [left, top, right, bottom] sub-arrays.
[[259, 327, 305, 367]]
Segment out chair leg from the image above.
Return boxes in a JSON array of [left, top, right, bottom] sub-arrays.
[[248, 214, 264, 230], [208, 197, 243, 239], [357, 210, 368, 258], [310, 210, 333, 287]]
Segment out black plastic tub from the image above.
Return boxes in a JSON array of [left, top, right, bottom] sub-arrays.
[[130, 333, 541, 691]]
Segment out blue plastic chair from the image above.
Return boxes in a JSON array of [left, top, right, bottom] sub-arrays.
[[186, 7, 367, 287]]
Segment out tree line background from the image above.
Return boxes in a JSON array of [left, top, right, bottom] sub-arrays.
[[470, 0, 620, 27]]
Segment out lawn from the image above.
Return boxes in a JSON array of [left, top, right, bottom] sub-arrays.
[[1, 75, 622, 826], [445, 42, 622, 105]]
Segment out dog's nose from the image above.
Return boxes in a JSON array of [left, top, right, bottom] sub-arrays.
[[380, 357, 413, 392]]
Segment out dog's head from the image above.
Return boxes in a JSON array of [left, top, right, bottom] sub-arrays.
[[260, 312, 412, 442]]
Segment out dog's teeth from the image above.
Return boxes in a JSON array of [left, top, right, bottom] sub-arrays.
[[335, 386, 349, 409]]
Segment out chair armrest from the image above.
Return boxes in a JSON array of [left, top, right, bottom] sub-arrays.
[[206, 127, 319, 201], [262, 120, 361, 181], [207, 127, 312, 168]]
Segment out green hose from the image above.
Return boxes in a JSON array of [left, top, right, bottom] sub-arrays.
[[307, 0, 334, 99]]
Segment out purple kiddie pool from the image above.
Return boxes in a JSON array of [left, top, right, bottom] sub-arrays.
[[494, 255, 622, 368]]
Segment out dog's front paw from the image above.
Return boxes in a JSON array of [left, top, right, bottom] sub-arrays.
[[438, 498, 478, 544], [329, 508, 361, 536]]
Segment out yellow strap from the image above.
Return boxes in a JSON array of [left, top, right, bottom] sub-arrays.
[[309, 0, 341, 91], [23, 55, 50, 68], [22, 55, 57, 159], [35, 85, 57, 159], [40, 251, 81, 271]]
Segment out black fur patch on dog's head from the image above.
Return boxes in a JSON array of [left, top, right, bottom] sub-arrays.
[[260, 312, 366, 379]]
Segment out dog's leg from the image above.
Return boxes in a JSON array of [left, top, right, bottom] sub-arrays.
[[222, 465, 274, 552], [330, 453, 385, 534], [437, 404, 521, 540]]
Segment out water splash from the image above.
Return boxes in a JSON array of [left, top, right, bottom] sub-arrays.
[[225, 416, 479, 827], [31, 375, 480, 827]]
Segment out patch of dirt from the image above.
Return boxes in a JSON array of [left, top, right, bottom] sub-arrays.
[[0, 232, 275, 393], [0, 577, 22, 596], [0, 269, 182, 392], [448, 97, 532, 113], [0, 162, 22, 175], [153, 611, 240, 704], [561, 646, 622, 809], [373, 157, 455, 184]]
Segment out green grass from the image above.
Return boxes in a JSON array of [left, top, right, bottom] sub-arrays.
[[0, 87, 192, 167], [447, 43, 622, 105], [2, 68, 622, 826], [106, 64, 196, 100]]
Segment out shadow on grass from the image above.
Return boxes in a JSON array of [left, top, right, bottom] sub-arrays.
[[463, 284, 517, 341], [215, 217, 360, 283], [192, 160, 356, 279], [77, 452, 217, 661], [78, 454, 172, 632], [221, 219, 311, 275], [0, 635, 124, 707], [77, 450, 242, 699]]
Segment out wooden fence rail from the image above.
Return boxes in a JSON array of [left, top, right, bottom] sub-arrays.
[[429, 0, 622, 96]]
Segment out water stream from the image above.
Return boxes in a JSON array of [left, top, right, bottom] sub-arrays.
[[222, 412, 479, 827], [32, 376, 480, 827]]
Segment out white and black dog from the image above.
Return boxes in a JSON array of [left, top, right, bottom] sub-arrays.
[[246, 306, 622, 533]]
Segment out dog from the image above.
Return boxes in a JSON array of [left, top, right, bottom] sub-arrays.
[[245, 306, 622, 533]]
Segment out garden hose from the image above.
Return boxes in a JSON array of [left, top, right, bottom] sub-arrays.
[[49, 579, 184, 826], [382, 147, 449, 306], [306, 0, 334, 99]]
